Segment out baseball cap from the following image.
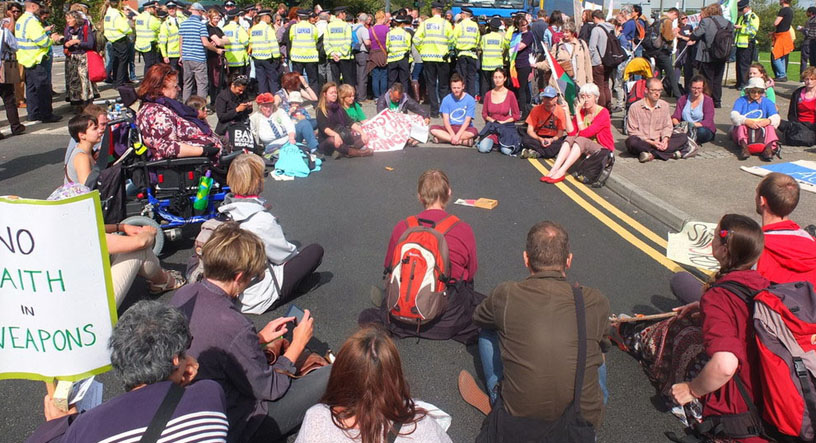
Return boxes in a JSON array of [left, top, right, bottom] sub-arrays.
[[190, 2, 205, 11], [540, 86, 558, 98]]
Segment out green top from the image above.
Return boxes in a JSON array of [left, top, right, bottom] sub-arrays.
[[345, 102, 366, 122]]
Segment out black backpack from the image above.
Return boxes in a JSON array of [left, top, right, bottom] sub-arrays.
[[710, 18, 734, 61], [569, 150, 615, 187], [601, 29, 626, 68], [642, 18, 667, 55]]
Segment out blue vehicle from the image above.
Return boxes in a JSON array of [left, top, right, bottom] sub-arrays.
[[450, 0, 576, 19]]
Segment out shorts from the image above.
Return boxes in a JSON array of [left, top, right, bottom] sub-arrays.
[[430, 124, 479, 137], [564, 135, 605, 155]]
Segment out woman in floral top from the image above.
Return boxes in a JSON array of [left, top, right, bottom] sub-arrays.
[[136, 64, 222, 160]]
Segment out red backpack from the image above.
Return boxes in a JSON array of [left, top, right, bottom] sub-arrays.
[[711, 280, 816, 441], [385, 215, 460, 327]]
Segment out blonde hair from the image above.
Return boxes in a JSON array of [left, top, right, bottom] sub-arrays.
[[185, 95, 207, 111], [338, 84, 356, 109], [417, 169, 451, 207], [317, 81, 338, 116], [201, 223, 267, 283], [226, 153, 266, 196], [207, 7, 222, 21], [70, 3, 89, 14], [375, 10, 385, 23]]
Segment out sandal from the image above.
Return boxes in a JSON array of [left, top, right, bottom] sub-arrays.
[[148, 269, 186, 294]]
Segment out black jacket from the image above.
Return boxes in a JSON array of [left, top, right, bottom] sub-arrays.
[[789, 85, 805, 122], [215, 88, 252, 136]]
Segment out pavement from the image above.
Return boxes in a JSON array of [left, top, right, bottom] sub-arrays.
[[0, 60, 812, 442]]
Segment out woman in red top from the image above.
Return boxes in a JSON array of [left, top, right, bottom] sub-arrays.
[[541, 83, 613, 183], [672, 214, 769, 443], [477, 68, 520, 155], [779, 66, 816, 146]]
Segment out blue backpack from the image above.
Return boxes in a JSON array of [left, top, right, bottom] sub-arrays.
[[351, 24, 362, 51], [275, 143, 321, 178]]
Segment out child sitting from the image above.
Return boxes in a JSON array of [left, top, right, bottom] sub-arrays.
[[185, 95, 210, 123], [65, 114, 102, 185]]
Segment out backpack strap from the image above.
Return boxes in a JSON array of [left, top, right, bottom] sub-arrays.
[[708, 280, 757, 305], [433, 215, 461, 236], [570, 284, 588, 414], [793, 355, 816, 433], [386, 423, 403, 443], [138, 383, 184, 443], [405, 216, 420, 228]]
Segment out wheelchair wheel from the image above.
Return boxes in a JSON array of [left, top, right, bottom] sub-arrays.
[[121, 215, 165, 256]]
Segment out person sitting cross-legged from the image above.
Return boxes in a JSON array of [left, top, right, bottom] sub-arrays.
[[458, 221, 610, 439], [430, 73, 479, 147], [625, 77, 693, 163], [730, 77, 780, 161], [376, 82, 429, 146], [519, 86, 571, 159]]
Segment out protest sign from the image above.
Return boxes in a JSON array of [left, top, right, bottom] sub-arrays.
[[667, 221, 719, 271], [0, 192, 117, 381], [741, 161, 816, 194], [360, 110, 428, 152]]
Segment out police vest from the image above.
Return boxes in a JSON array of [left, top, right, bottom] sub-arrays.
[[159, 18, 180, 58], [103, 7, 131, 43], [250, 22, 279, 60], [223, 21, 249, 66], [387, 27, 411, 63], [735, 11, 759, 48], [454, 18, 479, 58], [134, 11, 160, 52], [324, 18, 352, 60], [289, 21, 318, 62], [415, 15, 452, 62], [480, 31, 505, 71], [15, 12, 50, 68]]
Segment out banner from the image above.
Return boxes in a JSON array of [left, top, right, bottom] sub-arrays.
[[360, 110, 428, 152], [0, 192, 117, 381], [667, 221, 720, 271], [741, 160, 816, 194]]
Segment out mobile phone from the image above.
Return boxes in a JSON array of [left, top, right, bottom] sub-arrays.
[[285, 304, 305, 326]]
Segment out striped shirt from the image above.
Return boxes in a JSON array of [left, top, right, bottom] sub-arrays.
[[180, 14, 208, 63], [62, 380, 229, 443]]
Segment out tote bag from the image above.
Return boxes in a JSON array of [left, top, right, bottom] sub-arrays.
[[82, 25, 106, 82]]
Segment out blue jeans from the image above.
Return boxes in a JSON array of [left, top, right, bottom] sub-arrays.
[[411, 62, 423, 81], [772, 54, 787, 79], [106, 41, 114, 79], [477, 138, 514, 155], [372, 66, 387, 98], [694, 126, 715, 144], [478, 329, 609, 405], [295, 118, 318, 152]]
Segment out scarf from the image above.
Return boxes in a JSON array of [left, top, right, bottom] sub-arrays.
[[326, 101, 351, 129], [145, 95, 213, 135]]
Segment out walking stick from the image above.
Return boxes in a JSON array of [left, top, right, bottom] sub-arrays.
[[609, 311, 679, 323]]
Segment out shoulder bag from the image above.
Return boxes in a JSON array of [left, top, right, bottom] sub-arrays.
[[0, 28, 20, 84]]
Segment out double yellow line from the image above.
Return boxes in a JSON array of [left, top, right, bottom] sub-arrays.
[[528, 158, 687, 274]]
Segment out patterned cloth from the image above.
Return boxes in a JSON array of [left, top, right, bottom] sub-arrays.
[[66, 53, 95, 104], [136, 101, 222, 160]]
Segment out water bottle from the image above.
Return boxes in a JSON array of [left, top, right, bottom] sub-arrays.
[[193, 171, 213, 211]]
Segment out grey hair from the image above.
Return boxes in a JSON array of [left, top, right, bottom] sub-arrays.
[[318, 11, 328, 20], [357, 12, 368, 22], [562, 21, 576, 34], [108, 301, 191, 391], [67, 10, 84, 21]]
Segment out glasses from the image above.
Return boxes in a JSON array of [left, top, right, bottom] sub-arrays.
[[690, 86, 703, 91], [648, 88, 663, 92]]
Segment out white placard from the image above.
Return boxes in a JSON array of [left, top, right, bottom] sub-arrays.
[[0, 192, 117, 381], [360, 110, 428, 152], [667, 221, 720, 271]]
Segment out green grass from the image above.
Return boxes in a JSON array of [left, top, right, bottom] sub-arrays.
[[757, 51, 801, 82]]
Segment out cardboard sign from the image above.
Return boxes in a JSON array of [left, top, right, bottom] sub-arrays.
[[667, 221, 720, 271], [360, 110, 428, 152], [0, 192, 117, 381]]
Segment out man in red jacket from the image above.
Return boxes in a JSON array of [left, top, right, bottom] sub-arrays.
[[755, 172, 816, 285], [671, 172, 816, 303]]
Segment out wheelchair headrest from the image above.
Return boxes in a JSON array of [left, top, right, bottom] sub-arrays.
[[118, 85, 139, 108]]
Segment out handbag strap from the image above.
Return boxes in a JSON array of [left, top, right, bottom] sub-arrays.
[[139, 383, 185, 443], [386, 423, 403, 443], [570, 284, 588, 413], [372, 27, 385, 52]]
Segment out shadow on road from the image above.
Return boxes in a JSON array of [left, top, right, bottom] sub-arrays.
[[0, 147, 64, 182]]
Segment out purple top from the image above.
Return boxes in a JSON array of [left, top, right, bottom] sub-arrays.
[[368, 24, 388, 52], [672, 94, 716, 133], [63, 21, 96, 54], [170, 280, 296, 442]]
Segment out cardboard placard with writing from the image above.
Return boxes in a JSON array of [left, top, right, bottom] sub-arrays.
[[0, 192, 117, 381]]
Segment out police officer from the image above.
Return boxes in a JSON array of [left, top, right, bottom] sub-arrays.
[[249, 9, 280, 93], [734, 0, 759, 90], [15, 0, 61, 122], [387, 15, 412, 91], [454, 7, 480, 97], [480, 17, 505, 99], [103, 0, 133, 87], [158, 1, 182, 87], [135, 0, 161, 76], [289, 8, 320, 92], [222, 8, 249, 77], [325, 6, 354, 86], [218, 0, 237, 27], [414, 1, 453, 118]]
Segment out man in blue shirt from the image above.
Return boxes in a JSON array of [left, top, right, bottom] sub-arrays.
[[730, 77, 780, 161], [179, 2, 223, 102], [430, 73, 478, 146]]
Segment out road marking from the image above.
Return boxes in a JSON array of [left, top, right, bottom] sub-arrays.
[[528, 158, 685, 273], [540, 159, 668, 248]]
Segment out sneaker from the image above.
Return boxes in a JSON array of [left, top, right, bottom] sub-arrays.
[[458, 370, 491, 415], [638, 152, 654, 163], [775, 76, 788, 83], [41, 115, 63, 123]]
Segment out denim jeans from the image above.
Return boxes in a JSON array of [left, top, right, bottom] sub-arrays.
[[295, 118, 318, 152], [372, 66, 387, 98], [772, 54, 787, 79], [478, 328, 609, 405], [694, 126, 715, 144], [477, 137, 515, 155]]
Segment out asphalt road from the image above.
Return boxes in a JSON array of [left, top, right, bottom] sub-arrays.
[[0, 133, 690, 442]]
